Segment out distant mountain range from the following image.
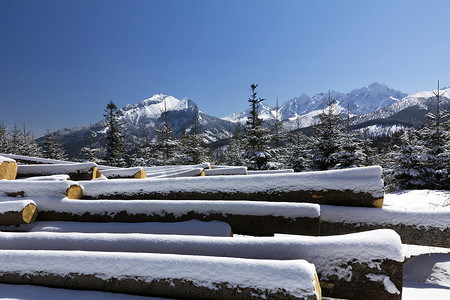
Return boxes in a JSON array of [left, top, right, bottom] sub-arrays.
[[41, 83, 449, 158]]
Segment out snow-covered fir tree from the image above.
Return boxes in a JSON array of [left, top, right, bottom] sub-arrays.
[[267, 98, 288, 169], [42, 130, 67, 160], [311, 93, 343, 170], [80, 126, 103, 163], [8, 123, 41, 157], [152, 100, 179, 165], [334, 105, 367, 168], [243, 84, 271, 170], [224, 122, 245, 166], [103, 101, 127, 167], [286, 116, 310, 172], [0, 121, 9, 153], [184, 109, 208, 164]]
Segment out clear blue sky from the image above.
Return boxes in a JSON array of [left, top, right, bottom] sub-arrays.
[[1, 0, 450, 137]]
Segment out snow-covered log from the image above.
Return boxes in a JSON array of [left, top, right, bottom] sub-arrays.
[[80, 166, 385, 207], [247, 169, 295, 175], [29, 198, 320, 236], [145, 163, 211, 172], [0, 200, 37, 225], [0, 250, 320, 300], [151, 167, 205, 178], [320, 204, 450, 248], [0, 153, 72, 165], [0, 220, 232, 236], [205, 166, 248, 176], [0, 156, 17, 180], [0, 181, 82, 199], [16, 162, 101, 181], [0, 229, 402, 299], [100, 167, 146, 179]]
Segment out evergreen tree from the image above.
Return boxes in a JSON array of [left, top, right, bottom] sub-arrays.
[[268, 98, 288, 169], [286, 116, 310, 172], [103, 101, 126, 167], [334, 105, 367, 168], [80, 125, 102, 163], [311, 93, 343, 170], [42, 130, 67, 160], [9, 123, 41, 157], [185, 109, 207, 164], [243, 84, 270, 170], [224, 121, 245, 166], [0, 121, 9, 153], [152, 99, 179, 165]]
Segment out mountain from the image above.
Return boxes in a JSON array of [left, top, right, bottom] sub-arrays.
[[223, 83, 407, 129], [41, 94, 233, 158]]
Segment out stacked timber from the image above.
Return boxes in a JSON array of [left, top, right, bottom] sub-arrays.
[[99, 167, 146, 179], [0, 156, 17, 180], [0, 180, 82, 199], [0, 200, 37, 225], [0, 229, 402, 300], [16, 162, 101, 181], [80, 166, 385, 207], [0, 250, 321, 300], [23, 198, 320, 236], [205, 166, 248, 176]]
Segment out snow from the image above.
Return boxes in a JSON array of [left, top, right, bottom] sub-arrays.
[[0, 220, 232, 236], [0, 156, 15, 163], [247, 169, 294, 175], [366, 273, 400, 294], [0, 250, 318, 299], [17, 162, 97, 176], [100, 167, 144, 178], [0, 180, 79, 197], [20, 174, 70, 181], [81, 166, 384, 199], [320, 190, 450, 229], [0, 199, 35, 213], [0, 153, 72, 165], [205, 166, 247, 176]]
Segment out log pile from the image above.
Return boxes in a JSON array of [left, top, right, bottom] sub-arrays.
[[17, 162, 102, 181]]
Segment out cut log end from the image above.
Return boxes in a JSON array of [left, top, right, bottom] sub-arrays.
[[66, 185, 83, 199], [373, 197, 384, 208], [0, 161, 18, 180], [134, 169, 147, 179], [314, 272, 322, 300], [200, 170, 205, 176], [22, 204, 38, 223], [92, 167, 102, 179]]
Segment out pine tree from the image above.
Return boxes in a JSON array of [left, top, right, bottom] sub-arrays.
[[42, 130, 67, 160], [0, 121, 9, 153], [152, 99, 179, 165], [80, 125, 103, 163], [334, 105, 366, 168], [103, 101, 126, 167], [286, 116, 310, 172], [311, 93, 343, 170], [185, 108, 208, 165], [10, 123, 41, 157], [268, 98, 288, 169], [225, 121, 245, 166], [243, 84, 270, 170]]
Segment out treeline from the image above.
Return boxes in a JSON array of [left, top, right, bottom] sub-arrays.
[[1, 84, 448, 191]]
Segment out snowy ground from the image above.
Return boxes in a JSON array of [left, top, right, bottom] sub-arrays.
[[0, 190, 448, 299]]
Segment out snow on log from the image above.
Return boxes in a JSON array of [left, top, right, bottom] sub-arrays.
[[16, 162, 102, 181], [80, 166, 384, 207], [0, 181, 82, 199], [0, 153, 72, 165], [0, 250, 320, 300], [100, 167, 146, 179], [1, 220, 232, 236], [20, 174, 70, 181], [0, 200, 37, 225], [0, 229, 401, 299], [25, 197, 320, 236], [205, 166, 248, 176], [0, 156, 17, 180], [145, 163, 211, 172], [151, 167, 205, 178], [320, 204, 450, 248], [247, 169, 295, 175]]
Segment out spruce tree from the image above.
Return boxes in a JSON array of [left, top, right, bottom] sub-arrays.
[[268, 98, 288, 169], [225, 121, 245, 166], [243, 84, 270, 170], [0, 121, 9, 153], [42, 130, 67, 160], [286, 116, 310, 172], [104, 101, 126, 167], [152, 100, 179, 165], [185, 109, 207, 164], [80, 125, 102, 163], [311, 93, 343, 170]]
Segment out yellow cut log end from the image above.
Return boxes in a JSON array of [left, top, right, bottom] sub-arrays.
[[373, 197, 384, 208], [200, 169, 205, 176], [0, 161, 18, 180], [134, 169, 147, 179], [21, 203, 38, 223], [66, 185, 83, 199], [314, 272, 322, 300], [92, 167, 102, 179]]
